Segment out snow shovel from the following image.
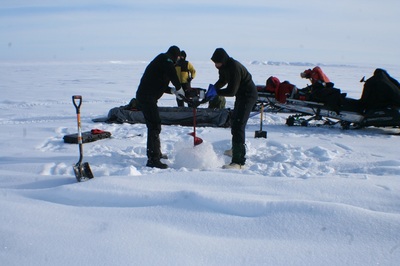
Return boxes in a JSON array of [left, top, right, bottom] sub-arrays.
[[188, 100, 203, 146], [72, 95, 94, 182], [255, 103, 267, 138]]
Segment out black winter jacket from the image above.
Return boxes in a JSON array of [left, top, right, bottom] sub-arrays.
[[136, 52, 181, 100], [211, 49, 257, 100]]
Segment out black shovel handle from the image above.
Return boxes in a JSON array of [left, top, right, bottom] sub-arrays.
[[72, 95, 82, 114]]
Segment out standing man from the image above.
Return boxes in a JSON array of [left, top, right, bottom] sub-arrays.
[[175, 50, 197, 107], [136, 45, 185, 169], [211, 48, 258, 169]]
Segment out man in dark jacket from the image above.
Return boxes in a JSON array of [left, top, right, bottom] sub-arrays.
[[211, 48, 258, 169], [136, 45, 185, 169]]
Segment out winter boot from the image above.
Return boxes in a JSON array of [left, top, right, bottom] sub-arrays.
[[146, 159, 168, 169], [231, 142, 246, 165], [147, 130, 166, 162], [223, 142, 246, 169], [222, 163, 246, 169], [224, 148, 232, 157]]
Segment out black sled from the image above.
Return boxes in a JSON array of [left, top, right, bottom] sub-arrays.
[[277, 94, 400, 130]]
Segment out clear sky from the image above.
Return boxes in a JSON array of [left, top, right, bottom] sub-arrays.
[[1, 0, 399, 65]]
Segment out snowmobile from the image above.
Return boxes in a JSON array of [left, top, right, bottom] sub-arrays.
[[274, 96, 400, 129], [257, 69, 400, 130], [275, 85, 400, 130]]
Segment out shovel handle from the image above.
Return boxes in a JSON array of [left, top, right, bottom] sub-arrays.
[[259, 104, 264, 131], [72, 95, 82, 114], [72, 95, 83, 159]]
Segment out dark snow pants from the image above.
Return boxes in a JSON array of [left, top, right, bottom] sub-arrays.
[[137, 95, 162, 161], [230, 94, 257, 164]]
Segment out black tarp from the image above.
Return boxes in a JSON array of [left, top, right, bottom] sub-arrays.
[[63, 130, 111, 144], [102, 106, 231, 128]]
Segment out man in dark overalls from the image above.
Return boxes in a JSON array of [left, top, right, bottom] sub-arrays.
[[211, 48, 258, 169], [136, 46, 185, 169]]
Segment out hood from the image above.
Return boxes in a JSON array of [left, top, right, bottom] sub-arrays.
[[180, 50, 187, 59], [266, 76, 280, 91], [166, 45, 181, 63], [211, 48, 229, 65]]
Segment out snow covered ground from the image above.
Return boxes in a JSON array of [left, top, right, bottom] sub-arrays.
[[1, 60, 400, 265]]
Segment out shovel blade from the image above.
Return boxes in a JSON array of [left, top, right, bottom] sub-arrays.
[[73, 162, 94, 182], [254, 130, 267, 139]]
